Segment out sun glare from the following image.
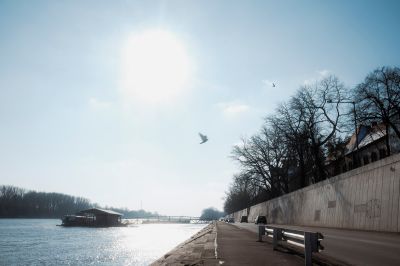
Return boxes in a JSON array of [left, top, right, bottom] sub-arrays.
[[120, 29, 192, 105]]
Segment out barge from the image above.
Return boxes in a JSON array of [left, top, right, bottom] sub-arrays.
[[61, 208, 125, 227]]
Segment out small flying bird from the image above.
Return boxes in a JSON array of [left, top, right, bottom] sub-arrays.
[[272, 83, 276, 87], [199, 133, 208, 144]]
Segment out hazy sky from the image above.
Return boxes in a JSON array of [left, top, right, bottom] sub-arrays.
[[1, 0, 399, 216]]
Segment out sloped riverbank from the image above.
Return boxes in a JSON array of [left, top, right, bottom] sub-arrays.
[[151, 222, 219, 266]]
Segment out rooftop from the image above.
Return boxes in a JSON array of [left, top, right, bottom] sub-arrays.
[[78, 208, 123, 216], [345, 123, 386, 155]]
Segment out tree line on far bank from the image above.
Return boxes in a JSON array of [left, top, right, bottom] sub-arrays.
[[224, 66, 400, 214], [199, 207, 225, 221], [0, 185, 157, 219]]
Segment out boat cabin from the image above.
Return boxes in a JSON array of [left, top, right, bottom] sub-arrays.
[[61, 208, 123, 227]]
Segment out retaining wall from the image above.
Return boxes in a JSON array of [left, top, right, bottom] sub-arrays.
[[232, 153, 400, 232]]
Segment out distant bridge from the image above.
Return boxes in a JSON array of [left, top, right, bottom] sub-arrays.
[[128, 215, 206, 223]]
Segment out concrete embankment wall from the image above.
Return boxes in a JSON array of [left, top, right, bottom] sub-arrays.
[[232, 153, 400, 232]]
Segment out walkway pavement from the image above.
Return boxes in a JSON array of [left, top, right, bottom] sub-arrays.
[[152, 222, 307, 265], [234, 222, 400, 266], [152, 221, 400, 265], [217, 222, 303, 266]]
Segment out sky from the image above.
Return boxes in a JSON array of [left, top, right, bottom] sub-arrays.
[[0, 0, 399, 216]]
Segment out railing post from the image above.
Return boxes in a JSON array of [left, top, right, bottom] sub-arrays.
[[273, 228, 282, 250], [258, 225, 265, 242], [304, 232, 314, 266]]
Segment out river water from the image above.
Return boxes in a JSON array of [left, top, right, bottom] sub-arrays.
[[0, 219, 207, 265]]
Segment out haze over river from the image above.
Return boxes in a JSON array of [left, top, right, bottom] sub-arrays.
[[0, 219, 207, 265]]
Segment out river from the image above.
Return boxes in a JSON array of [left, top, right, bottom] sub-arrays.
[[0, 219, 207, 265]]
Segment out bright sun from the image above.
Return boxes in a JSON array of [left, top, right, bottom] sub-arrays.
[[120, 29, 192, 105]]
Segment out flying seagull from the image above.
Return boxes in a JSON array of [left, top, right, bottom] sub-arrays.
[[272, 83, 276, 87], [199, 133, 208, 144]]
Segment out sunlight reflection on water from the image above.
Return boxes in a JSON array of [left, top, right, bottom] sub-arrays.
[[0, 219, 207, 265]]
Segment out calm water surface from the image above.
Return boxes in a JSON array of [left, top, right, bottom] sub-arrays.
[[0, 219, 207, 265]]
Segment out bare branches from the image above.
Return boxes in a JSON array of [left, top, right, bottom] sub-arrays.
[[224, 66, 400, 214], [354, 66, 400, 154], [0, 185, 92, 218]]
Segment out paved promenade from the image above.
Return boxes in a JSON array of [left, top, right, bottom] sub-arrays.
[[152, 221, 400, 265], [217, 222, 303, 266], [152, 222, 305, 265], [234, 222, 400, 266]]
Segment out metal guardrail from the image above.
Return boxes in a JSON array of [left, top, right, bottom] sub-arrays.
[[258, 225, 324, 266]]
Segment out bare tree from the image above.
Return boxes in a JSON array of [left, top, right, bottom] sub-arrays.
[[251, 125, 292, 194], [231, 138, 271, 193], [268, 103, 311, 188], [0, 185, 93, 218], [291, 76, 348, 182], [223, 172, 255, 213], [354, 66, 400, 155], [200, 207, 225, 221]]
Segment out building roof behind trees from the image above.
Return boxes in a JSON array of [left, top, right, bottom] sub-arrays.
[[345, 123, 386, 155]]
